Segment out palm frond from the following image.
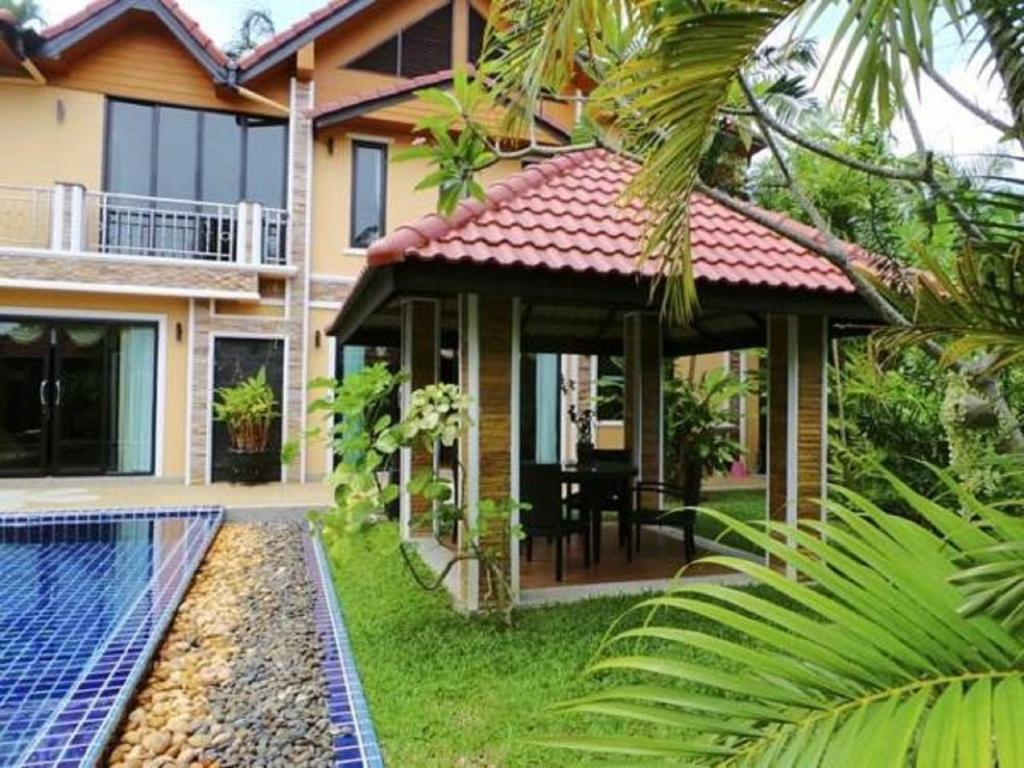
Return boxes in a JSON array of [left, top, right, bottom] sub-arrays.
[[543, 469, 1024, 766]]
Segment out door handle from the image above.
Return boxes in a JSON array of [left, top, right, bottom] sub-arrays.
[[54, 380, 62, 407], [39, 379, 48, 407]]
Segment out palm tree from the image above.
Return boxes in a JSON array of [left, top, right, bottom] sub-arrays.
[[225, 7, 275, 59]]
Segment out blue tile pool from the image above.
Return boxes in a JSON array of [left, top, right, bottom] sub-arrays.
[[0, 508, 221, 768]]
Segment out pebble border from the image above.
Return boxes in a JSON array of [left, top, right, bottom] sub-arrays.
[[302, 528, 385, 768]]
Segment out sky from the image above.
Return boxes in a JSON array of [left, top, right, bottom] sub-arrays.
[[36, 0, 1017, 171]]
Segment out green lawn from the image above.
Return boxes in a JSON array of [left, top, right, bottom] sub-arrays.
[[325, 523, 732, 767], [696, 488, 766, 554]]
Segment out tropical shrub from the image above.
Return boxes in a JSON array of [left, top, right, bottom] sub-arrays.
[[547, 467, 1024, 765], [306, 364, 524, 621], [664, 368, 749, 504], [212, 366, 277, 454]]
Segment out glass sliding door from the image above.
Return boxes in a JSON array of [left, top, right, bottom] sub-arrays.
[[0, 321, 50, 476], [0, 317, 157, 477]]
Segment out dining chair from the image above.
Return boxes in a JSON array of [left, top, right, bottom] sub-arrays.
[[626, 481, 697, 562], [565, 450, 633, 561], [520, 463, 590, 582]]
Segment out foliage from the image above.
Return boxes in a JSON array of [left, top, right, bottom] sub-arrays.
[[0, 0, 44, 28], [326, 521, 751, 767], [695, 489, 765, 555], [749, 118, 960, 268], [212, 367, 277, 454], [307, 365, 524, 621], [546, 468, 1024, 765], [225, 5, 275, 59], [664, 367, 748, 489], [830, 344, 948, 506]]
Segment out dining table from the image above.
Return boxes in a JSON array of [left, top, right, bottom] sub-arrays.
[[559, 461, 635, 564]]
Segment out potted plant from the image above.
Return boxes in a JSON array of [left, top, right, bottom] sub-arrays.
[[568, 403, 597, 466], [213, 367, 278, 483], [664, 367, 749, 506]]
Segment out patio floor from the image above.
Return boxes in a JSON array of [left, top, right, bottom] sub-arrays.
[[0, 478, 332, 515], [520, 521, 734, 590]]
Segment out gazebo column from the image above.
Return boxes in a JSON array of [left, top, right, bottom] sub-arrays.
[[399, 298, 440, 540], [767, 314, 828, 567], [457, 293, 520, 611], [623, 312, 663, 484]]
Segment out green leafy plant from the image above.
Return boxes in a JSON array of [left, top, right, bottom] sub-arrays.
[[545, 466, 1024, 765], [664, 367, 748, 505], [306, 365, 525, 622], [212, 366, 277, 454]]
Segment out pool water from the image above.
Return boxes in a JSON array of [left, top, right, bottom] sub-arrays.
[[0, 509, 221, 767]]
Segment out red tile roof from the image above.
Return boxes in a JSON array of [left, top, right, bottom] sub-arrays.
[[367, 149, 861, 295], [42, 0, 229, 66], [311, 69, 458, 120], [238, 0, 355, 70]]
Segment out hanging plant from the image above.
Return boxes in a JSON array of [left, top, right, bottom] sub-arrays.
[[213, 367, 278, 455]]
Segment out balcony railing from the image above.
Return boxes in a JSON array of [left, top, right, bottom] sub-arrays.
[[0, 185, 52, 249], [0, 183, 288, 267]]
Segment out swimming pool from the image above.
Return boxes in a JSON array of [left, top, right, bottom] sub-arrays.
[[0, 508, 221, 767]]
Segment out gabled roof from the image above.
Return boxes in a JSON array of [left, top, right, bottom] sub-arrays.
[[238, 0, 376, 82], [40, 0, 228, 75], [310, 69, 571, 141], [367, 148, 860, 295]]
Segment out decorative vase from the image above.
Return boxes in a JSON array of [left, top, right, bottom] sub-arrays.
[[577, 440, 596, 467]]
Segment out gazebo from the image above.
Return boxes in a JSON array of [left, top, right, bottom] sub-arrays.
[[329, 149, 878, 608]]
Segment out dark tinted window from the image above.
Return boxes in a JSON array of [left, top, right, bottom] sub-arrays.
[[105, 100, 285, 208], [106, 101, 153, 195], [400, 5, 453, 77], [350, 142, 387, 248], [245, 120, 287, 208], [155, 106, 199, 200], [349, 35, 399, 75], [345, 2, 453, 76], [201, 112, 243, 204]]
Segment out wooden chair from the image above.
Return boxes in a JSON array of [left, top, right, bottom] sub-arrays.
[[520, 463, 590, 582], [626, 481, 697, 563]]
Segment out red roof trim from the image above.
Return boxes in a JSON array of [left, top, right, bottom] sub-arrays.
[[238, 0, 358, 71], [310, 69, 458, 120], [367, 149, 862, 295]]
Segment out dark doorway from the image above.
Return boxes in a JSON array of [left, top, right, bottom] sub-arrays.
[[210, 337, 285, 483], [0, 318, 158, 477]]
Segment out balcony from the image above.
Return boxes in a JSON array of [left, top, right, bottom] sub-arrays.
[[0, 183, 289, 267]]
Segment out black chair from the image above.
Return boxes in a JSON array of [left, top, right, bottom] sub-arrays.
[[565, 451, 633, 561], [627, 481, 697, 563], [520, 463, 590, 582]]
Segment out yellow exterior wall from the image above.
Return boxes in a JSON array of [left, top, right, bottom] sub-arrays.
[[311, 129, 522, 277], [0, 83, 104, 189], [0, 288, 190, 479], [304, 307, 340, 480]]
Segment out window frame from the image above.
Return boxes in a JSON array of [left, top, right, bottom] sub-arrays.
[[102, 97, 288, 207], [349, 140, 389, 249]]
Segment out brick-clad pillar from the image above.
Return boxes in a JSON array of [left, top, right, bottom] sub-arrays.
[[457, 293, 519, 610], [767, 314, 828, 569], [285, 78, 315, 482], [400, 298, 440, 539], [623, 313, 663, 483]]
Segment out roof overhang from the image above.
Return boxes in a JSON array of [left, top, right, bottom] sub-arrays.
[[38, 0, 228, 81], [327, 258, 879, 356], [238, 0, 380, 84]]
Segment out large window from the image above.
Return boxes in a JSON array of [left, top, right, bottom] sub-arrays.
[[350, 141, 387, 249], [104, 99, 287, 207]]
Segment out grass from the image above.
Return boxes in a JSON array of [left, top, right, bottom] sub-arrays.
[[325, 523, 734, 768], [696, 488, 766, 554]]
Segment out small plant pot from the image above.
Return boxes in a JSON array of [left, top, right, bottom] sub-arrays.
[[227, 450, 278, 485]]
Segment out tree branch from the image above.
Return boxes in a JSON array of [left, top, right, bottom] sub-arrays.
[[727, 103, 930, 182]]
